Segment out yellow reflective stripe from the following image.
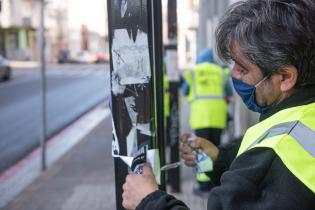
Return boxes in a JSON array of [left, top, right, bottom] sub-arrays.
[[243, 120, 315, 158], [237, 103, 315, 156], [253, 135, 315, 193], [290, 121, 315, 157], [275, 135, 315, 193], [236, 102, 315, 193], [244, 121, 298, 152], [253, 134, 284, 150], [194, 95, 224, 100]]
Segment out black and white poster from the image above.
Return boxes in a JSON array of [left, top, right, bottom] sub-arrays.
[[108, 0, 159, 175]]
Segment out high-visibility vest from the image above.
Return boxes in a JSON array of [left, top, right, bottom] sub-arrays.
[[183, 63, 228, 129], [237, 102, 315, 193], [196, 172, 211, 182], [164, 74, 170, 118]]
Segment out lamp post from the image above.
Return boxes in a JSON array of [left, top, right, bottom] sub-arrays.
[[39, 0, 47, 171]]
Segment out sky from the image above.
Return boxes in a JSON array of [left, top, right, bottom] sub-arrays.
[[67, 0, 107, 36]]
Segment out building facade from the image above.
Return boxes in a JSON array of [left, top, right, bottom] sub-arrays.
[[0, 0, 69, 62], [0, 0, 37, 60]]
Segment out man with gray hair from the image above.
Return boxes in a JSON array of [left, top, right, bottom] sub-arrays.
[[122, 0, 315, 209]]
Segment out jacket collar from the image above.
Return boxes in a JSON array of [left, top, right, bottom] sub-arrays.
[[260, 85, 315, 121]]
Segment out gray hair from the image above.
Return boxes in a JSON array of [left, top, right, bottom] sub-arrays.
[[216, 0, 315, 87]]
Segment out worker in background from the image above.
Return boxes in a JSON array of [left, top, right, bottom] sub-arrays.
[[163, 62, 170, 144], [181, 48, 232, 192]]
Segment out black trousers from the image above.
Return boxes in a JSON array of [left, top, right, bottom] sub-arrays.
[[195, 128, 222, 146]]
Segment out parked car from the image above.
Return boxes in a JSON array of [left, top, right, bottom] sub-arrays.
[[0, 56, 11, 81], [70, 51, 94, 64], [93, 52, 110, 63], [57, 49, 71, 63]]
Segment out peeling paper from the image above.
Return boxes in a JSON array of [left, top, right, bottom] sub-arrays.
[[136, 123, 151, 136], [125, 97, 137, 124], [126, 127, 137, 156], [119, 155, 133, 167], [111, 118, 120, 157], [120, 0, 128, 18], [111, 29, 151, 94], [112, 97, 152, 157], [125, 96, 138, 156], [147, 149, 161, 184], [111, 72, 126, 95], [118, 149, 161, 184]]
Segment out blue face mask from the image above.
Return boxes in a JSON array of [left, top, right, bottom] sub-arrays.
[[232, 76, 269, 113]]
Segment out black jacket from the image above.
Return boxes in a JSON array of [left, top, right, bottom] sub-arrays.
[[136, 86, 315, 210]]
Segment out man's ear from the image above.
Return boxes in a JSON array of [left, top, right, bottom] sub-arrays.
[[278, 66, 298, 92]]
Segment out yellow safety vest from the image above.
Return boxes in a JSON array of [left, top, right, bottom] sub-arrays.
[[184, 63, 227, 129], [164, 74, 170, 119], [237, 102, 315, 193]]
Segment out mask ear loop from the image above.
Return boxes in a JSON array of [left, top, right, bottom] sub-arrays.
[[254, 71, 275, 88], [254, 76, 268, 88]]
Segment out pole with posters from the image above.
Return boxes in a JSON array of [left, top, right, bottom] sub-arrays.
[[107, 0, 165, 209], [165, 0, 180, 192]]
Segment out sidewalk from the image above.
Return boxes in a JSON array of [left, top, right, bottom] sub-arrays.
[[1, 102, 208, 210]]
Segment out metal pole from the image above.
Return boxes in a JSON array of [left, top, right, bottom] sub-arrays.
[[166, 0, 181, 193], [151, 0, 166, 191], [39, 0, 47, 171], [107, 0, 165, 208]]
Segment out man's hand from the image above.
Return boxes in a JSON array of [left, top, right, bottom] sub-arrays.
[[122, 164, 158, 210], [180, 133, 219, 167]]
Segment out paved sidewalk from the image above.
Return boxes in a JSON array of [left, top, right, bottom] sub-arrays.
[[2, 113, 115, 210], [1, 101, 208, 210]]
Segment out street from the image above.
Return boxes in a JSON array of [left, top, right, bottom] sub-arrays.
[[0, 64, 110, 174]]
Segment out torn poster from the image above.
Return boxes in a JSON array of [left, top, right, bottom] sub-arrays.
[[109, 0, 160, 182], [120, 0, 128, 18], [111, 28, 151, 96], [111, 118, 120, 157], [119, 145, 161, 184]]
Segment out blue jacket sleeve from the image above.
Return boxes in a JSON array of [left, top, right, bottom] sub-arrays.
[[181, 80, 190, 96]]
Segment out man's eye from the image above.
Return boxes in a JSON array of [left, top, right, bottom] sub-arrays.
[[236, 67, 247, 74]]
